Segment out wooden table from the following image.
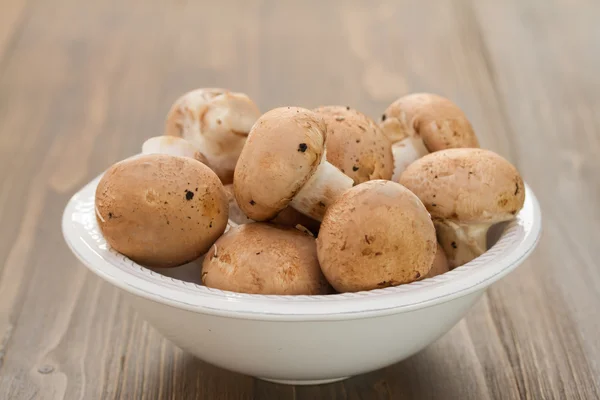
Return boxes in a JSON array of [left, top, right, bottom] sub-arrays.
[[1, 0, 599, 398]]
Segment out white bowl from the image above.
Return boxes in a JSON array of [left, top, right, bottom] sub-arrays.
[[62, 175, 541, 385]]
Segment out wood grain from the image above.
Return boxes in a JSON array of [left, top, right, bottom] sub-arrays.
[[0, 0, 599, 399]]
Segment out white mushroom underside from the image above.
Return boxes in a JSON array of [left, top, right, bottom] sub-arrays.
[[225, 219, 239, 232], [142, 136, 199, 159], [434, 220, 491, 268], [290, 158, 353, 221], [391, 136, 429, 181]]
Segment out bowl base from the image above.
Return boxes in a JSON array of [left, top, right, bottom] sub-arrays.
[[258, 376, 349, 385]]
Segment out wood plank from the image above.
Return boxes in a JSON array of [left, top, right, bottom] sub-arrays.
[[0, 0, 262, 398], [468, 0, 600, 398], [0, 0, 599, 398], [0, 0, 30, 69]]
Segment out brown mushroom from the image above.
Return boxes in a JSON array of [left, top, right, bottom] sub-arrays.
[[380, 93, 479, 180], [316, 180, 437, 293], [313, 106, 393, 184], [201, 223, 332, 295], [234, 107, 353, 221], [165, 88, 261, 184], [95, 154, 229, 268], [224, 184, 320, 234], [424, 244, 450, 279], [141, 135, 208, 164], [399, 148, 525, 268]]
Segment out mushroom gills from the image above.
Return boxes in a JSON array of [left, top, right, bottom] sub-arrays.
[[391, 136, 429, 181], [434, 220, 491, 268], [290, 157, 353, 221]]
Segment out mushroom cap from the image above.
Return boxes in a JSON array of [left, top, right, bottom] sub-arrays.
[[165, 88, 261, 183], [313, 106, 393, 184], [316, 180, 437, 293], [399, 148, 525, 224], [141, 135, 208, 164], [95, 154, 229, 268], [233, 107, 326, 221], [201, 223, 332, 295], [380, 93, 479, 151], [424, 244, 450, 279]]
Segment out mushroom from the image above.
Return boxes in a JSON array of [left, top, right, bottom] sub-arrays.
[[201, 223, 332, 295], [380, 93, 480, 180], [424, 244, 450, 279], [399, 148, 525, 268], [224, 184, 321, 234], [165, 88, 261, 184], [316, 180, 437, 293], [223, 184, 254, 225], [313, 106, 393, 184], [141, 135, 208, 164], [271, 207, 321, 235], [234, 107, 353, 221], [95, 154, 229, 268]]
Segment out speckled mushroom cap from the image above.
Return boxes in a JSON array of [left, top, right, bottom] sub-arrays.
[[313, 106, 393, 184], [95, 154, 229, 268], [201, 223, 332, 295], [316, 180, 437, 293], [380, 93, 479, 151], [399, 148, 525, 224], [233, 107, 326, 221], [141, 135, 208, 164], [165, 88, 261, 184]]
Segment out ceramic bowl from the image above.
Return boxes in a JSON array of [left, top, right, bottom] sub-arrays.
[[62, 175, 541, 385]]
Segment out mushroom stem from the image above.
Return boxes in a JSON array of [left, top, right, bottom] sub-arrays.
[[434, 220, 491, 268], [290, 158, 353, 221], [391, 136, 429, 181], [225, 219, 239, 233]]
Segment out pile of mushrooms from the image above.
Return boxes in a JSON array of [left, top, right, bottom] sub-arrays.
[[95, 88, 525, 294]]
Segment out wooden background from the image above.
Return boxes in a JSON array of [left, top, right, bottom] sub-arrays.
[[1, 0, 599, 399]]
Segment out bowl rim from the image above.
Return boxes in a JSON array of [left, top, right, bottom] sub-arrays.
[[62, 174, 542, 321]]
